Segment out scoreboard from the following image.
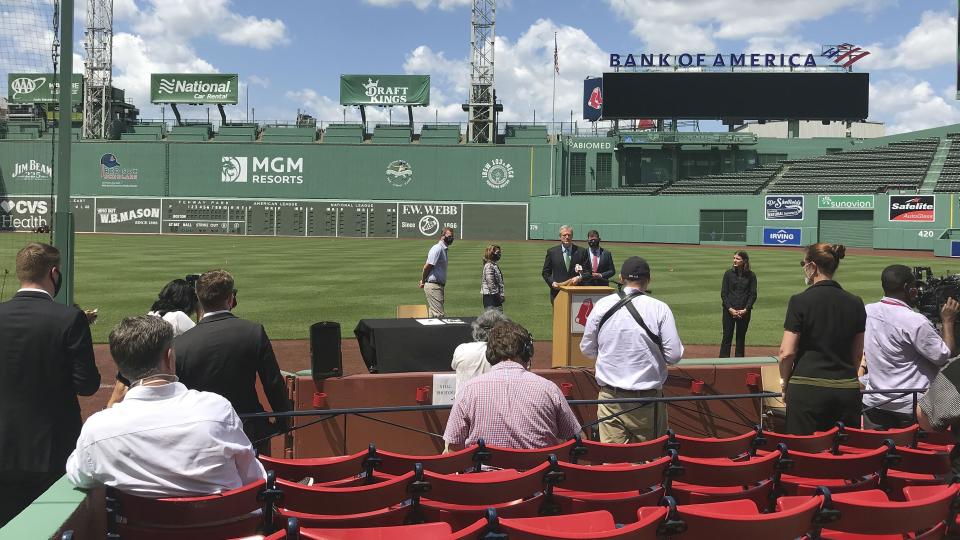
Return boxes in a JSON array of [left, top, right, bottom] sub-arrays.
[[1, 196, 527, 240]]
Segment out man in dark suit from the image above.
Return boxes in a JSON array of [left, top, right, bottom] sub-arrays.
[[0, 243, 99, 526], [174, 270, 291, 455], [577, 230, 616, 287], [541, 225, 583, 303]]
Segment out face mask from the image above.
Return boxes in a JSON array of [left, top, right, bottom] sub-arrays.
[[443, 236, 454, 246], [803, 267, 814, 286], [491, 252, 501, 261], [588, 239, 600, 248], [52, 268, 63, 297]]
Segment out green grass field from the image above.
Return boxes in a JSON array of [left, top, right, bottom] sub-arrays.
[[1, 233, 957, 346]]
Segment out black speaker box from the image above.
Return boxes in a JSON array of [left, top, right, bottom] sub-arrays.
[[309, 321, 342, 385]]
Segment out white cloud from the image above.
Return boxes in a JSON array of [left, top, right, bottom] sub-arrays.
[[857, 10, 956, 71], [606, 0, 866, 51], [286, 18, 607, 129], [246, 75, 270, 88], [131, 0, 288, 49], [870, 77, 960, 134], [363, 0, 472, 10]]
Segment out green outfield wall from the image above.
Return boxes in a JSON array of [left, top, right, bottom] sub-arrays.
[[3, 136, 960, 253]]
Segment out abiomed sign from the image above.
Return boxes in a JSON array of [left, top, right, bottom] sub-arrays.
[[150, 74, 239, 104], [817, 195, 874, 210], [340, 75, 430, 106], [7, 73, 83, 103]]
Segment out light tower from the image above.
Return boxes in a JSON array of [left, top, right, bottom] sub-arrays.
[[83, 0, 113, 139], [465, 0, 496, 144]]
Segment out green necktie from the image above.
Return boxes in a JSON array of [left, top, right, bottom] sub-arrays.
[[563, 248, 570, 271]]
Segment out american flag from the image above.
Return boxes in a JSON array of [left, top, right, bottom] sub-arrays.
[[554, 34, 559, 74]]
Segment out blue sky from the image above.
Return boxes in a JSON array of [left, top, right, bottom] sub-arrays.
[[4, 0, 960, 134]]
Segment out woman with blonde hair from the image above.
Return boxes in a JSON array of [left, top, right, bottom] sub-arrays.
[[778, 243, 866, 435], [481, 244, 504, 310]]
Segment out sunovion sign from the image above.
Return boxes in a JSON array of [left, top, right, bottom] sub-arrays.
[[763, 228, 802, 246], [765, 195, 804, 220], [150, 73, 238, 104]]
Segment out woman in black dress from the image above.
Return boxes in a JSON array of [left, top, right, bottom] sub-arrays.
[[719, 250, 757, 358], [779, 243, 866, 435]]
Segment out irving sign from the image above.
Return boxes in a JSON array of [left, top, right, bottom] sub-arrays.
[[150, 74, 239, 104], [340, 75, 430, 106]]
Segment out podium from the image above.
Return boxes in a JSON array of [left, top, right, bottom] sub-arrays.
[[551, 285, 615, 367]]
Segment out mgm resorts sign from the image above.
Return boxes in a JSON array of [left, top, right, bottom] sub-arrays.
[[150, 73, 239, 104]]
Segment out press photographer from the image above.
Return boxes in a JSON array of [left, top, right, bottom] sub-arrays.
[[862, 264, 958, 430]]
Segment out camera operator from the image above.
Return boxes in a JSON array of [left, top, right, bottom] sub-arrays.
[[862, 264, 959, 430]]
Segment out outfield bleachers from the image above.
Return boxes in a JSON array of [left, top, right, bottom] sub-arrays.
[[214, 124, 258, 142], [659, 164, 782, 195], [372, 124, 412, 144], [120, 122, 166, 141], [166, 123, 212, 142], [322, 123, 365, 144], [767, 137, 938, 194], [933, 133, 960, 192], [420, 124, 461, 145], [60, 422, 957, 539], [571, 184, 666, 196], [260, 125, 317, 143]]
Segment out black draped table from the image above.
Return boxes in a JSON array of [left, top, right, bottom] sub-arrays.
[[354, 317, 476, 373]]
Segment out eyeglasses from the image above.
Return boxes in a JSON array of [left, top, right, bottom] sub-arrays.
[[799, 260, 808, 267], [560, 233, 573, 238]]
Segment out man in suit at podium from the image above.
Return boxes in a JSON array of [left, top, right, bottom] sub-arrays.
[[542, 225, 583, 303], [0, 243, 100, 526], [175, 270, 291, 456], [577, 230, 615, 287]]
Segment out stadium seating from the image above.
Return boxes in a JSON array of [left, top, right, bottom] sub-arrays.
[[260, 125, 317, 143], [420, 124, 461, 145], [120, 123, 166, 140], [322, 123, 365, 143], [166, 123, 212, 142], [104, 474, 279, 539], [768, 137, 938, 194], [659, 164, 781, 195], [372, 124, 412, 144], [214, 124, 258, 142], [503, 124, 549, 145], [934, 133, 960, 192], [82, 424, 959, 538]]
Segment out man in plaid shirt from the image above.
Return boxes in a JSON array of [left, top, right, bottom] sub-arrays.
[[443, 321, 581, 450]]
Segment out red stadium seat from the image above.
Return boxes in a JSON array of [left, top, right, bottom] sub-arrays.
[[842, 424, 918, 449], [554, 487, 664, 525], [780, 444, 896, 496], [376, 444, 480, 475], [276, 469, 424, 514], [260, 444, 379, 483], [296, 522, 453, 539], [674, 428, 760, 458], [778, 484, 960, 538], [453, 508, 669, 540], [670, 493, 824, 539], [105, 476, 276, 540], [671, 444, 788, 508], [567, 433, 672, 465], [423, 461, 553, 506], [419, 493, 547, 531], [482, 439, 576, 470], [755, 426, 841, 454]]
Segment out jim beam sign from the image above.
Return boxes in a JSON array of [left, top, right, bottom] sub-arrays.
[[398, 202, 461, 239]]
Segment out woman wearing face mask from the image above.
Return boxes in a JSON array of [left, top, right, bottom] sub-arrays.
[[719, 250, 757, 358], [778, 243, 866, 435], [481, 244, 505, 310]]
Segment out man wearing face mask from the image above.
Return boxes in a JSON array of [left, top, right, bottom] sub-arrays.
[[0, 243, 99, 526], [862, 264, 959, 430], [419, 227, 455, 317], [577, 230, 616, 287]]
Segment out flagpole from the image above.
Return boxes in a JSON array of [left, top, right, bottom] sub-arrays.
[[552, 32, 557, 133]]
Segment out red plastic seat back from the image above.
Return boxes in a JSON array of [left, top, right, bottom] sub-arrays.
[[677, 450, 781, 487], [376, 445, 477, 475], [675, 430, 758, 458], [573, 435, 670, 464], [676, 495, 821, 539], [108, 479, 264, 525], [758, 427, 839, 453], [844, 425, 918, 449], [424, 462, 550, 506], [556, 456, 670, 493], [788, 445, 889, 479], [827, 485, 960, 535], [277, 471, 415, 514], [260, 450, 370, 483], [483, 440, 575, 470], [298, 521, 453, 539]]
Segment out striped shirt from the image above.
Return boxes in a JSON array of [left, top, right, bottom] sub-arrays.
[[443, 361, 581, 449]]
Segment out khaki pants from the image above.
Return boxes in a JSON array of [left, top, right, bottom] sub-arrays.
[[424, 282, 445, 318], [597, 387, 667, 443]]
